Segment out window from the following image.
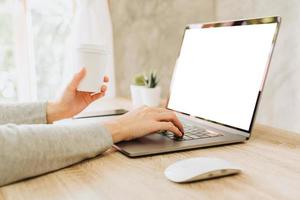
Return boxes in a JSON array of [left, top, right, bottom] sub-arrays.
[[0, 0, 74, 102], [30, 0, 74, 100], [0, 0, 114, 102], [0, 0, 16, 102]]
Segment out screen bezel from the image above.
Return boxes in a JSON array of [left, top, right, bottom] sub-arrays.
[[166, 16, 281, 134]]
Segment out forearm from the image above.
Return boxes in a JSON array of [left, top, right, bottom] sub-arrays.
[[0, 123, 113, 186], [0, 102, 47, 125]]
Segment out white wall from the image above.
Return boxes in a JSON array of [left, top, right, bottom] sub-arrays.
[[215, 0, 300, 133]]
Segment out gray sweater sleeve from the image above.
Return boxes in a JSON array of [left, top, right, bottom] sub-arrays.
[[0, 103, 113, 186], [0, 102, 47, 125]]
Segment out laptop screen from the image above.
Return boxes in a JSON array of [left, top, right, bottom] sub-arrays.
[[167, 17, 280, 132]]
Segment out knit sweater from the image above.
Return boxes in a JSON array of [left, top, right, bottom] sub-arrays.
[[0, 102, 113, 186]]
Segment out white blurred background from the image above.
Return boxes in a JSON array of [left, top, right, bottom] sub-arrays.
[[0, 0, 114, 102], [0, 0, 74, 102]]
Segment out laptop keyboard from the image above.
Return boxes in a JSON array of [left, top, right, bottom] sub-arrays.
[[160, 123, 223, 141]]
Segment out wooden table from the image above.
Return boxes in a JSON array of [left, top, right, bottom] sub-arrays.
[[1, 98, 300, 200]]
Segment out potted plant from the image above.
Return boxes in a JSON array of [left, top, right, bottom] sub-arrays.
[[141, 70, 161, 107], [130, 74, 146, 108], [130, 70, 161, 107]]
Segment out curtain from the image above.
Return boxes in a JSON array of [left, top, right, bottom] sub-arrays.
[[13, 0, 37, 101]]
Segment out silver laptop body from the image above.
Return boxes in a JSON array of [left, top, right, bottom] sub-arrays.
[[115, 16, 281, 157]]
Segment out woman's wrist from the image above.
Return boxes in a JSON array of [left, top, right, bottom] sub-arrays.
[[46, 102, 65, 124], [103, 120, 124, 143]]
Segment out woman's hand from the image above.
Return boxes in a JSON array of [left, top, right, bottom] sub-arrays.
[[47, 68, 109, 123], [103, 106, 184, 143]]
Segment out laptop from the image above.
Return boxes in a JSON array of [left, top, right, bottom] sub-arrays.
[[114, 16, 281, 157]]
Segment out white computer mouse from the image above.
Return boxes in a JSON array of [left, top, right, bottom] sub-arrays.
[[164, 157, 242, 183]]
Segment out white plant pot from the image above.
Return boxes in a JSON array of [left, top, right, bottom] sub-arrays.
[[141, 86, 161, 107], [130, 85, 145, 108]]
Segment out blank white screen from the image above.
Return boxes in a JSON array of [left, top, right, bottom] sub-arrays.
[[168, 23, 277, 131]]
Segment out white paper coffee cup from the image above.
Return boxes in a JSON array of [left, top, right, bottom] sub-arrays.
[[75, 44, 110, 92]]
